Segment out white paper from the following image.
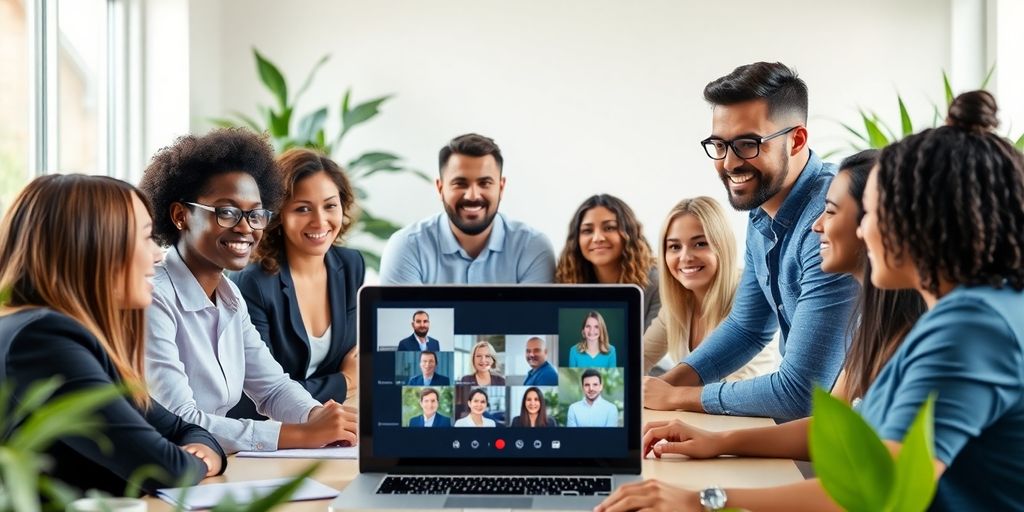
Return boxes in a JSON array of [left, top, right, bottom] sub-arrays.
[[156, 477, 338, 510], [235, 446, 358, 459]]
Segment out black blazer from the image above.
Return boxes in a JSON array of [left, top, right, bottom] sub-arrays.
[[230, 246, 365, 419], [0, 308, 226, 495], [396, 334, 441, 351]]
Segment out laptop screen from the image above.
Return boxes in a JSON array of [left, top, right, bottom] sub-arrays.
[[358, 285, 642, 474]]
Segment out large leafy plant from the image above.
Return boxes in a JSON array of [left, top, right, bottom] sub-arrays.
[[841, 69, 1024, 152], [211, 49, 430, 270], [809, 387, 938, 512]]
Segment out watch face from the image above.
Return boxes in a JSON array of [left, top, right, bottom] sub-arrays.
[[701, 487, 727, 509]]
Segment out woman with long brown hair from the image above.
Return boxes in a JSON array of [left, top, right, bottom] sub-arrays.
[[229, 148, 365, 419], [510, 387, 557, 427], [0, 174, 225, 494], [556, 194, 660, 329]]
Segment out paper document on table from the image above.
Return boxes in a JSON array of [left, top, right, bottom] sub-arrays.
[[156, 477, 338, 510], [236, 446, 358, 459]]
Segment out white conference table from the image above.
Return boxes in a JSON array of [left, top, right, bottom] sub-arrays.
[[147, 410, 803, 511]]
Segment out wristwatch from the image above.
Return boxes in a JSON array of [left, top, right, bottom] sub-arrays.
[[699, 486, 728, 511]]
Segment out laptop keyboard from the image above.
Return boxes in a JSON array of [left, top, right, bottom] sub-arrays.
[[376, 475, 613, 496]]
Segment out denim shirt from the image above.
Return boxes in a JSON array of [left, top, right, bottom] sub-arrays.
[[684, 151, 860, 420]]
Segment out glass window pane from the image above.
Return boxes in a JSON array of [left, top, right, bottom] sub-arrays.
[[0, 0, 31, 215], [57, 0, 105, 174]]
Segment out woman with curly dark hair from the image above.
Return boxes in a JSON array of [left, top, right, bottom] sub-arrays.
[[555, 194, 659, 329], [139, 129, 357, 453], [597, 91, 1024, 511], [229, 148, 365, 419]]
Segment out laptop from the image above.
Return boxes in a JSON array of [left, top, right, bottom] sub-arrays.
[[331, 285, 643, 511]]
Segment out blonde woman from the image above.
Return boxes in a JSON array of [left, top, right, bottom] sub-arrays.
[[642, 197, 778, 378], [568, 311, 617, 368], [459, 341, 505, 385]]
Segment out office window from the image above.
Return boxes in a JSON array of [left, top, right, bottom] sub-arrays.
[[0, 0, 30, 214], [56, 0, 107, 174]]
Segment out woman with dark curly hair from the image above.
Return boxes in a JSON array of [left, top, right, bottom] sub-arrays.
[[597, 91, 1024, 512], [555, 194, 659, 329], [139, 129, 357, 453], [228, 148, 365, 419]]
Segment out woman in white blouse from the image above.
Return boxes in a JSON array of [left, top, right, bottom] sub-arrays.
[[139, 129, 357, 453], [454, 388, 497, 427]]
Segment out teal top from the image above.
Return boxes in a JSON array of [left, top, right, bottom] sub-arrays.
[[860, 286, 1024, 510], [568, 344, 617, 368]]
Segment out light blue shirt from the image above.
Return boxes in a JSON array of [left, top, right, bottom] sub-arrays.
[[684, 151, 859, 420], [860, 286, 1024, 510], [145, 248, 321, 453], [423, 414, 435, 427], [378, 212, 556, 284], [567, 396, 618, 427], [568, 345, 618, 368]]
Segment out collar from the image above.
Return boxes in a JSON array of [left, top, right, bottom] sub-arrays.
[[528, 361, 551, 374], [438, 212, 508, 257], [750, 150, 824, 237], [162, 247, 241, 312], [583, 395, 607, 407]]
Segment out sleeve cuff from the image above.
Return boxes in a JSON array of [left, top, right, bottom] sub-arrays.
[[700, 382, 727, 415], [252, 420, 283, 451]]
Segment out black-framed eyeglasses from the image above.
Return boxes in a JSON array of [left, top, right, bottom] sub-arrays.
[[700, 126, 797, 160], [185, 202, 274, 230]]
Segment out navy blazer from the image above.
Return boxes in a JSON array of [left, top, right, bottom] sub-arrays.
[[397, 334, 440, 351], [409, 413, 452, 427], [229, 246, 365, 419], [408, 373, 451, 386], [0, 308, 226, 494]]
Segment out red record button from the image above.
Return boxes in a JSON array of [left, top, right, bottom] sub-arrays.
[[495, 439, 506, 450]]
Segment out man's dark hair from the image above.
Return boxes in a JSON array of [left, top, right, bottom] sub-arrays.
[[419, 387, 439, 401], [580, 368, 602, 385], [438, 133, 503, 176], [703, 62, 808, 123], [876, 90, 1024, 295], [412, 310, 429, 321], [419, 350, 437, 364]]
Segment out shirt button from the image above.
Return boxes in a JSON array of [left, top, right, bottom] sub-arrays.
[[777, 304, 784, 311], [256, 443, 264, 450]]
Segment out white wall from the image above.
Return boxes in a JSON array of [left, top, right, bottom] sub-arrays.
[[187, 0, 954, 261]]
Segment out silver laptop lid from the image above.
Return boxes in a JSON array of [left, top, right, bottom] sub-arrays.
[[357, 285, 643, 475]]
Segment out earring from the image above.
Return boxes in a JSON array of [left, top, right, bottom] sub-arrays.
[[176, 223, 183, 229]]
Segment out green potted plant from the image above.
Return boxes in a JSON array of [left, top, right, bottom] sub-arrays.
[[809, 387, 938, 511], [211, 49, 431, 270]]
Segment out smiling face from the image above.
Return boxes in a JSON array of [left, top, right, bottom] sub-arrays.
[[420, 391, 439, 417], [281, 171, 344, 259], [582, 316, 601, 343], [859, 168, 918, 289], [174, 172, 264, 272], [436, 154, 505, 236], [710, 100, 793, 211], [124, 193, 164, 309], [578, 206, 623, 271], [664, 213, 718, 295], [582, 375, 603, 401], [472, 345, 493, 373], [525, 338, 547, 368], [469, 391, 488, 415], [419, 352, 437, 377], [412, 313, 430, 337], [812, 171, 864, 275], [524, 389, 542, 415]]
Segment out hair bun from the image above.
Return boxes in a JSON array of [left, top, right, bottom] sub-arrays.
[[947, 90, 999, 132]]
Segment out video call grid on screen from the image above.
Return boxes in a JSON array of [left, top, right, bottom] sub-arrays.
[[368, 300, 631, 460]]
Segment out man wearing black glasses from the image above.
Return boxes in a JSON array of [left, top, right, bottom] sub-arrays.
[[644, 62, 859, 422]]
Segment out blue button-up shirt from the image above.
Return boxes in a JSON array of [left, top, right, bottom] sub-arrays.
[[523, 361, 558, 386], [378, 212, 555, 284], [684, 151, 859, 420], [567, 396, 619, 427]]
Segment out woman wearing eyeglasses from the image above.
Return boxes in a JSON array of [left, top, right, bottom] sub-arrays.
[[140, 129, 357, 453], [228, 148, 364, 419]]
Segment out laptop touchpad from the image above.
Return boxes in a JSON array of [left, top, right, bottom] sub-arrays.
[[444, 497, 532, 509]]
